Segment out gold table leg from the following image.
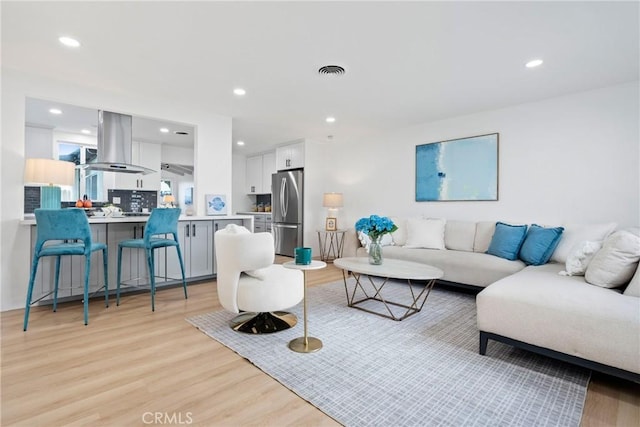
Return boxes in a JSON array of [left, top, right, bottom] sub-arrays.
[[289, 270, 322, 353]]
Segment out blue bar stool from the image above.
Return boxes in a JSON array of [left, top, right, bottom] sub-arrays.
[[116, 208, 187, 311], [24, 208, 109, 331]]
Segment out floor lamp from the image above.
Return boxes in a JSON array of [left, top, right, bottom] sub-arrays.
[[24, 158, 76, 209]]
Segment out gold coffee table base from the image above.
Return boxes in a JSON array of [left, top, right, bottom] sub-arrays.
[[288, 336, 323, 353]]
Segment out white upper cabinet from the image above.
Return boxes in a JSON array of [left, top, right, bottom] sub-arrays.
[[114, 141, 161, 191], [261, 152, 276, 193], [246, 155, 263, 194], [276, 141, 304, 170], [246, 151, 276, 194]]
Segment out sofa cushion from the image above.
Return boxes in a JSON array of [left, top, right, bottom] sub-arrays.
[[624, 265, 640, 297], [477, 263, 640, 375], [518, 224, 564, 266], [561, 241, 602, 276], [404, 218, 446, 249], [356, 245, 525, 287], [389, 216, 408, 246], [474, 221, 496, 253], [585, 230, 640, 288], [550, 222, 617, 263], [445, 220, 476, 252], [486, 222, 528, 261]]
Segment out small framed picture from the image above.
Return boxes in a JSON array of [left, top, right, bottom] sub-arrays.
[[205, 194, 227, 215], [326, 217, 337, 231]]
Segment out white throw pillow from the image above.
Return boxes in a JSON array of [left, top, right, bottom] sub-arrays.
[[551, 222, 617, 263], [358, 231, 393, 252], [445, 220, 476, 252], [559, 241, 602, 276], [404, 218, 446, 250], [623, 265, 640, 297], [585, 231, 640, 288], [389, 216, 410, 246]]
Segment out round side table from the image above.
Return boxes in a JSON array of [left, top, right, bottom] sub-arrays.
[[283, 260, 327, 353], [316, 229, 346, 262]]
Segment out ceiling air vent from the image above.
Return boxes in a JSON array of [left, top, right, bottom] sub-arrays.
[[318, 65, 345, 76]]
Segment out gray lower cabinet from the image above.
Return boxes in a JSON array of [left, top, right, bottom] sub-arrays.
[[253, 214, 272, 233], [29, 224, 108, 299], [158, 220, 214, 281]]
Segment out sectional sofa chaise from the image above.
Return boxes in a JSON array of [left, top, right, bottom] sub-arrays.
[[344, 217, 640, 383]]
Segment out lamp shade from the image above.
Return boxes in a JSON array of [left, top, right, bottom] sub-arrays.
[[24, 158, 75, 186], [322, 192, 343, 208]]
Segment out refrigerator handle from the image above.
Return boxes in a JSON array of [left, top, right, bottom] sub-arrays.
[[280, 177, 288, 217], [273, 223, 279, 248]]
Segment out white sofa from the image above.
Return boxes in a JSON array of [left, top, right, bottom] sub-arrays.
[[346, 217, 640, 382]]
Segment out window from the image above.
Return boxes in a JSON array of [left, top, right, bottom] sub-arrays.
[[57, 142, 103, 201]]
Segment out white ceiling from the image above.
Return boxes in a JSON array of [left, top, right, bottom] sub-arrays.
[[3, 1, 638, 155]]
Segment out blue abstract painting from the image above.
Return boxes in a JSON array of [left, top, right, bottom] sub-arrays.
[[416, 133, 498, 201]]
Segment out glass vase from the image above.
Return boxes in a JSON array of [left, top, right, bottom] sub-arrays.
[[368, 236, 383, 265]]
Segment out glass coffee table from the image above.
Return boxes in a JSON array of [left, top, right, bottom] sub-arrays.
[[333, 257, 443, 321]]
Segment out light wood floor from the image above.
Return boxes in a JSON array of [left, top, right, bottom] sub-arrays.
[[2, 258, 638, 426]]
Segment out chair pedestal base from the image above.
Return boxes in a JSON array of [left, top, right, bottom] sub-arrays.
[[230, 311, 297, 334]]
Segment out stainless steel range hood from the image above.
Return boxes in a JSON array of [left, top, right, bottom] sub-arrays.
[[84, 110, 155, 174]]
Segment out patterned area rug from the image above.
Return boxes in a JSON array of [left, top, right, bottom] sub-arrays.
[[187, 279, 589, 426]]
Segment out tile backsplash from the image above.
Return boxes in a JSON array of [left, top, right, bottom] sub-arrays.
[[24, 187, 157, 213], [24, 186, 41, 214], [108, 189, 158, 212]]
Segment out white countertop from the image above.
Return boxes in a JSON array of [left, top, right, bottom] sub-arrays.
[[236, 211, 272, 215], [20, 214, 253, 226]]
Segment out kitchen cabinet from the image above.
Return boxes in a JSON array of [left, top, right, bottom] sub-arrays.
[[161, 220, 214, 280], [29, 224, 108, 299], [276, 141, 304, 170], [262, 152, 276, 192], [251, 214, 272, 234], [114, 141, 161, 191], [246, 151, 276, 194]]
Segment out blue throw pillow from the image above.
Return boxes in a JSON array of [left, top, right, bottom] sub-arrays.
[[486, 222, 528, 261], [519, 224, 565, 266]]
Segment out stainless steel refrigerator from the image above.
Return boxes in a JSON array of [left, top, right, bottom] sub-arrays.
[[272, 169, 303, 257]]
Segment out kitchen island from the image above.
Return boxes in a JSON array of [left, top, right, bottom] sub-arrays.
[[21, 214, 254, 305]]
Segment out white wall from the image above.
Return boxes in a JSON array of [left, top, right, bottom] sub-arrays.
[[1, 68, 232, 311], [304, 82, 639, 254]]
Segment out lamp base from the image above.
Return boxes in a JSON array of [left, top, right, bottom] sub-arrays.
[[40, 186, 61, 209]]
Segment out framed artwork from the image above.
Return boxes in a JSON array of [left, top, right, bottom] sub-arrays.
[[205, 194, 227, 215], [415, 133, 499, 201], [325, 217, 337, 231]]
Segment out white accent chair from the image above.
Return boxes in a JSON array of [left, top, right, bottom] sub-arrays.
[[214, 224, 304, 333]]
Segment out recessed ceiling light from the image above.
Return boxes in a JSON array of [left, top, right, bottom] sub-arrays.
[[233, 88, 246, 96], [525, 59, 543, 68], [160, 128, 169, 133], [326, 117, 336, 123], [49, 108, 62, 115], [81, 129, 91, 135], [237, 141, 245, 146], [59, 36, 80, 48]]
